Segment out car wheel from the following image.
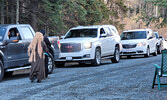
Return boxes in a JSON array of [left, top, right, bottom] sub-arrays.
[[111, 46, 120, 63], [153, 46, 157, 56], [144, 47, 150, 57], [0, 60, 4, 82], [92, 48, 101, 66], [47, 54, 54, 74]]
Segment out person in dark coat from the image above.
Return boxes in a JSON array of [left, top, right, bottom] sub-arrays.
[[40, 29, 51, 78], [28, 32, 49, 83]]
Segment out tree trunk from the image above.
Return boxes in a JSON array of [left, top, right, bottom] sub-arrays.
[[1, 0, 4, 24], [30, 0, 38, 32], [16, 0, 19, 24]]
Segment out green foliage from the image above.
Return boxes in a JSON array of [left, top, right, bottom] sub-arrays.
[[0, 0, 127, 36], [38, 0, 111, 36]]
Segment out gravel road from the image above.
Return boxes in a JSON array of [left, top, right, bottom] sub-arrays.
[[0, 54, 167, 100]]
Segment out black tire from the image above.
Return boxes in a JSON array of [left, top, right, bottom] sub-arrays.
[[153, 46, 157, 56], [111, 46, 120, 63], [0, 60, 4, 82], [144, 47, 150, 57], [92, 48, 101, 66], [47, 53, 55, 74], [55, 62, 65, 68]]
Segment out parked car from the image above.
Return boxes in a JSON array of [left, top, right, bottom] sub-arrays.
[[55, 25, 122, 67], [154, 32, 163, 54], [0, 24, 59, 81], [120, 29, 157, 58]]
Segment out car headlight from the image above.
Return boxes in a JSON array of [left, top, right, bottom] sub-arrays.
[[84, 42, 92, 49], [137, 42, 146, 46]]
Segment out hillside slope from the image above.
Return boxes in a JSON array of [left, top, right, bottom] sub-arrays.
[[120, 0, 167, 38]]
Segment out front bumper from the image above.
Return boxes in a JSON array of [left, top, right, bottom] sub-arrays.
[[120, 46, 147, 56], [55, 49, 94, 62]]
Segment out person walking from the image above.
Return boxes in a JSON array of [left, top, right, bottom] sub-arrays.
[[28, 32, 49, 83], [40, 29, 51, 79]]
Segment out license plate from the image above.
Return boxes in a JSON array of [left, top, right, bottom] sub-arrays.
[[66, 56, 72, 61]]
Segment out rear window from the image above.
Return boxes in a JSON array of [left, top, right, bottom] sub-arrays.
[[121, 31, 146, 40], [65, 29, 97, 39]]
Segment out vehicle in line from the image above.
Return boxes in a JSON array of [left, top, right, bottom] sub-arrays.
[[55, 25, 122, 67], [0, 24, 59, 81], [120, 29, 157, 58]]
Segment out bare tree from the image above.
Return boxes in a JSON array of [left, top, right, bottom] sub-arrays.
[[16, 0, 19, 24]]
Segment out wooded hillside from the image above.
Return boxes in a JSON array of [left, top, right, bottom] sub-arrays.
[[0, 0, 167, 37]]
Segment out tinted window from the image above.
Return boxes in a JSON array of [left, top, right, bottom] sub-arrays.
[[20, 27, 34, 39], [121, 31, 146, 40], [65, 29, 97, 38], [0, 28, 6, 41]]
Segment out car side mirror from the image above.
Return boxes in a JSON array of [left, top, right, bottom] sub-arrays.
[[100, 34, 107, 38]]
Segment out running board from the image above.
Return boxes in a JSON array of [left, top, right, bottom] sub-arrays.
[[101, 56, 114, 60], [6, 66, 31, 72]]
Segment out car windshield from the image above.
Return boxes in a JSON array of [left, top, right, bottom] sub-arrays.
[[0, 28, 6, 41], [65, 29, 97, 39], [121, 31, 146, 40]]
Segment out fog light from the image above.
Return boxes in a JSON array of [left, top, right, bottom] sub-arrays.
[[83, 54, 90, 58]]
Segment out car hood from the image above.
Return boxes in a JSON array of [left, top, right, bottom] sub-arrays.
[[121, 39, 147, 45], [60, 37, 97, 43]]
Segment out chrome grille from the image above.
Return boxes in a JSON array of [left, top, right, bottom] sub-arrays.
[[60, 43, 81, 53], [123, 44, 137, 49]]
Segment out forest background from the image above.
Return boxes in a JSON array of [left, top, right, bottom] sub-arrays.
[[0, 0, 167, 38]]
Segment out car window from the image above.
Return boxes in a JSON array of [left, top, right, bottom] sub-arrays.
[[20, 27, 34, 39], [100, 28, 105, 35], [8, 28, 21, 40], [121, 31, 147, 40], [65, 29, 97, 38], [0, 28, 6, 41], [104, 27, 115, 36]]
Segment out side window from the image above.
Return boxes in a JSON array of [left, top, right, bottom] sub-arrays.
[[20, 27, 34, 39], [8, 28, 21, 40], [100, 28, 106, 35], [103, 27, 110, 35]]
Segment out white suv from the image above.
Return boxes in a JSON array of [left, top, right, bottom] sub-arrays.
[[55, 25, 121, 67], [120, 29, 157, 58]]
